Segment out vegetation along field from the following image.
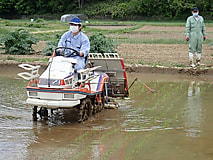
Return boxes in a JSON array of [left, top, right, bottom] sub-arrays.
[[0, 19, 213, 69]]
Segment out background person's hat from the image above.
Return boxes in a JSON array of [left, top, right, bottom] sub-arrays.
[[69, 17, 82, 25], [192, 7, 199, 11]]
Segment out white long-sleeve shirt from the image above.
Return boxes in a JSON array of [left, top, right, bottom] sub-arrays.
[[58, 31, 90, 70]]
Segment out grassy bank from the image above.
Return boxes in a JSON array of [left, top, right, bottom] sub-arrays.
[[1, 19, 213, 41]]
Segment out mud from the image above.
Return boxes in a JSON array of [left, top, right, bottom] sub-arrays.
[[92, 25, 213, 69], [136, 25, 213, 32], [117, 43, 213, 67], [0, 58, 213, 77], [0, 68, 213, 160]]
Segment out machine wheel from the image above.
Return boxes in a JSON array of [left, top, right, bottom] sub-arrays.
[[100, 86, 106, 111], [98, 97, 105, 112], [93, 91, 106, 114], [93, 102, 102, 114], [33, 106, 38, 121], [38, 107, 48, 120], [78, 98, 92, 122]]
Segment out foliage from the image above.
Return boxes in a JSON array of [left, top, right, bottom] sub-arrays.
[[0, 29, 38, 55], [43, 31, 117, 55], [42, 33, 61, 56], [34, 18, 45, 23], [81, 0, 213, 20], [89, 32, 116, 53], [0, 0, 213, 20], [0, 0, 17, 15], [0, 26, 10, 37], [81, 0, 130, 19]]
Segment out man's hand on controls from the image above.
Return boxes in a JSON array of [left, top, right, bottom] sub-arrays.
[[80, 52, 84, 57]]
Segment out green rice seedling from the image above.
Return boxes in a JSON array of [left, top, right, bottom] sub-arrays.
[[19, 58, 40, 62], [74, 130, 90, 143], [138, 60, 145, 65], [115, 37, 185, 44], [4, 56, 16, 61], [0, 27, 10, 37]]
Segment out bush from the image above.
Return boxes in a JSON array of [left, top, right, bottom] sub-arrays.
[[42, 32, 117, 55], [89, 32, 116, 53], [0, 27, 10, 37], [42, 33, 61, 56], [0, 29, 38, 55], [34, 18, 45, 23]]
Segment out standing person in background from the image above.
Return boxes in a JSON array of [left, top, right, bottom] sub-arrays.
[[58, 17, 90, 70], [185, 7, 206, 67]]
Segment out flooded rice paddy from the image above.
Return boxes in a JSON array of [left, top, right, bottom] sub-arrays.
[[0, 66, 213, 160]]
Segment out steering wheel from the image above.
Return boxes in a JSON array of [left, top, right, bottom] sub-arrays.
[[55, 47, 80, 57]]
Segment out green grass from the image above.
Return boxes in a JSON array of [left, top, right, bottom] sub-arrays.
[[3, 56, 49, 62], [32, 31, 65, 41], [0, 19, 67, 40], [113, 36, 211, 45], [115, 38, 186, 44], [0, 18, 212, 41], [0, 26, 11, 37], [4, 56, 16, 61], [88, 19, 213, 27]]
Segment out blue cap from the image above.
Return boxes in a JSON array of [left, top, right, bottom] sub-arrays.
[[69, 17, 82, 25], [192, 7, 199, 11]]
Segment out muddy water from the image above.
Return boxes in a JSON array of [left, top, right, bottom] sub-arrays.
[[0, 67, 213, 160]]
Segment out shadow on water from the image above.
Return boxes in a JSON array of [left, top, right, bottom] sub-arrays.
[[0, 68, 213, 160]]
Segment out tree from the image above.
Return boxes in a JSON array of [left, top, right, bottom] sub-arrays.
[[0, 0, 212, 20], [0, 0, 17, 14], [14, 0, 37, 14], [78, 0, 84, 8]]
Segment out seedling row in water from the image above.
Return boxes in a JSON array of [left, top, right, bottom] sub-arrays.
[[35, 81, 211, 159]]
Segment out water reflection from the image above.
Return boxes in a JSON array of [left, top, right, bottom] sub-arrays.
[[91, 140, 105, 159], [1, 69, 213, 160], [0, 77, 34, 160], [185, 81, 202, 138]]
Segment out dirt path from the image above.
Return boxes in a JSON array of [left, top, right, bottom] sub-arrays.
[[136, 25, 213, 32], [117, 43, 213, 66], [87, 25, 134, 30], [89, 25, 213, 33]]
